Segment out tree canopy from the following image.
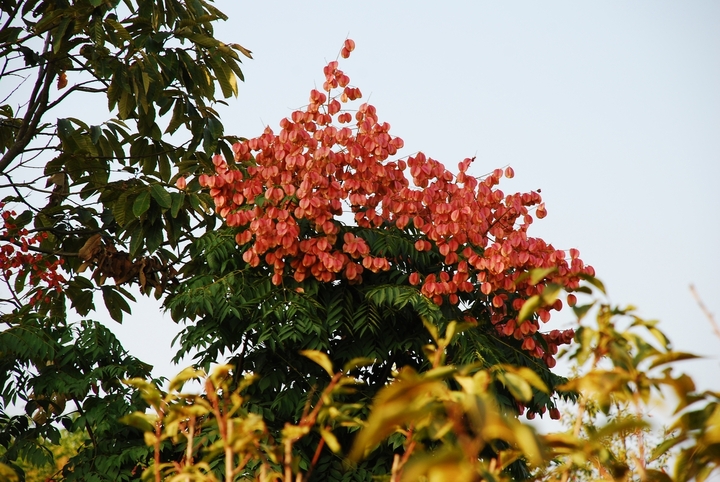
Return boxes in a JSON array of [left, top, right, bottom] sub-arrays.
[[0, 0, 249, 479]]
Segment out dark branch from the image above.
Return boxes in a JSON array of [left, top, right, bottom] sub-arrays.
[[0, 34, 55, 174]]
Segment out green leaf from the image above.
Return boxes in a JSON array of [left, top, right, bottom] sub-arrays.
[[145, 223, 164, 253], [181, 32, 220, 49], [573, 302, 596, 322], [13, 268, 29, 294], [166, 99, 185, 134], [105, 17, 131, 42], [90, 125, 102, 144], [118, 89, 134, 119], [57, 118, 73, 142], [111, 193, 126, 226], [208, 54, 237, 98], [170, 192, 185, 218], [230, 43, 253, 59], [150, 184, 172, 208], [644, 469, 674, 482], [132, 190, 151, 217], [129, 226, 144, 257], [102, 286, 132, 323], [53, 17, 71, 53]]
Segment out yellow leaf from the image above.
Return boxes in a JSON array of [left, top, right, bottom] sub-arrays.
[[0, 463, 19, 482], [168, 366, 206, 392], [320, 427, 341, 453], [282, 423, 310, 441], [300, 350, 334, 376], [512, 422, 544, 466], [496, 371, 533, 402]]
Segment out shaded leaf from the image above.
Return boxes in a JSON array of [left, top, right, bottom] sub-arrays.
[[150, 183, 172, 209], [132, 190, 151, 217]]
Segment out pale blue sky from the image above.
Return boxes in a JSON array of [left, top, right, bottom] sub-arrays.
[[111, 1, 719, 393]]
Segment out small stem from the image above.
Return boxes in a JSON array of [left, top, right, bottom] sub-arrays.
[[72, 398, 97, 455], [633, 392, 647, 481], [690, 284, 720, 340], [561, 346, 601, 482], [233, 453, 252, 477], [302, 437, 325, 482], [155, 420, 162, 482], [390, 454, 401, 482], [284, 438, 293, 482], [185, 416, 195, 466], [225, 417, 233, 482]]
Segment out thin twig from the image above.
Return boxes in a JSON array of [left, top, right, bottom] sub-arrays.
[[690, 284, 720, 340]]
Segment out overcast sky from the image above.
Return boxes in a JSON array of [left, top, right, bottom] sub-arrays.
[[109, 1, 720, 396]]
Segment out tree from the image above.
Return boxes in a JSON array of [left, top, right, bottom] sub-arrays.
[[3, 6, 712, 480], [163, 39, 595, 480], [0, 0, 250, 479]]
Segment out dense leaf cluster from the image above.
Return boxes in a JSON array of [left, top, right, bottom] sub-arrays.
[[0, 0, 249, 479], [1, 2, 717, 481]]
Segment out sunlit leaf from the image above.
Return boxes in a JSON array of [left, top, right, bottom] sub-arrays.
[[168, 366, 206, 392], [579, 273, 607, 294], [518, 295, 542, 322], [300, 350, 334, 377], [119, 412, 155, 433], [319, 427, 341, 453], [648, 351, 702, 370], [496, 371, 533, 402]]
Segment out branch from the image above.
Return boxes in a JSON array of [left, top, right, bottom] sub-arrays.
[[0, 235, 79, 257], [0, 34, 55, 174], [690, 284, 720, 341], [45, 80, 108, 111], [0, 71, 31, 104], [1, 276, 23, 309], [72, 397, 98, 456], [0, 2, 22, 37], [31, 226, 104, 237], [0, 61, 42, 79], [0, 30, 45, 52], [66, 53, 111, 90]]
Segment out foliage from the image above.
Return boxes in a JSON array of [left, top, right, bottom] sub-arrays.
[[0, 427, 85, 481], [1, 9, 717, 480], [89, 282, 719, 482], [162, 38, 602, 479], [151, 39, 720, 477], [536, 299, 719, 482], [0, 0, 250, 479]]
